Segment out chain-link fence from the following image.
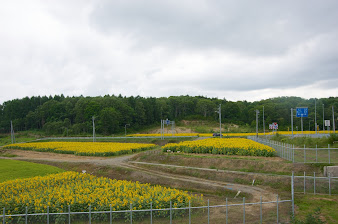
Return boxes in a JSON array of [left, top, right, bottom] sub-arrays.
[[249, 136, 338, 164], [293, 172, 338, 195], [2, 197, 292, 224]]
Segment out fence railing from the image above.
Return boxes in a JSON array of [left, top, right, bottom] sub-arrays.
[[249, 136, 338, 164], [1, 197, 292, 224], [293, 172, 338, 195]]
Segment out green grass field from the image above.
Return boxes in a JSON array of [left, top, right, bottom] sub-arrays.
[[0, 159, 64, 183], [294, 194, 338, 224]]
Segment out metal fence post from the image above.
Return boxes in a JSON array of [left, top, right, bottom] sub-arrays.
[[170, 200, 172, 224], [110, 204, 112, 224], [304, 144, 306, 163], [293, 146, 295, 163], [314, 172, 316, 195], [150, 202, 153, 224], [260, 196, 262, 224], [25, 206, 28, 224], [130, 203, 132, 224], [304, 171, 306, 194], [208, 199, 210, 224], [226, 198, 228, 224], [316, 145, 318, 162], [47, 206, 49, 224], [89, 205, 91, 224], [328, 144, 330, 164], [189, 201, 191, 224], [276, 195, 279, 223], [291, 172, 294, 216], [243, 197, 245, 224], [329, 172, 331, 196], [68, 205, 71, 224], [3, 207, 5, 224]]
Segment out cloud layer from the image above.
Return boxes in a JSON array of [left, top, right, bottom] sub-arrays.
[[1, 0, 337, 103]]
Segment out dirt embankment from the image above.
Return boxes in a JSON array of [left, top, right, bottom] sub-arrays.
[[134, 152, 323, 175]]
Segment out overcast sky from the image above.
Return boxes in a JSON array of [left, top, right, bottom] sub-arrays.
[[1, 0, 337, 104]]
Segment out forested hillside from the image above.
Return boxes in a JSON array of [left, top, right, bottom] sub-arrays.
[[0, 95, 337, 135]]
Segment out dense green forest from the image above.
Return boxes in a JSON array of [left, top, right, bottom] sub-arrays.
[[0, 95, 337, 135]]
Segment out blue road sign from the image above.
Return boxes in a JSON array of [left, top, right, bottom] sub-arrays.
[[166, 120, 170, 125], [296, 107, 308, 117]]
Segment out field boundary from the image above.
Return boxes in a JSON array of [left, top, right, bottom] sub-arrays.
[[1, 197, 292, 224]]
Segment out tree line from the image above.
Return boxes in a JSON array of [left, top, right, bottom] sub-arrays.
[[0, 95, 337, 135]]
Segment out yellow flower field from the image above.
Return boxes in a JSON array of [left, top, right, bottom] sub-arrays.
[[0, 172, 202, 221], [128, 130, 334, 137], [162, 138, 275, 157], [127, 133, 199, 137], [4, 142, 156, 156]]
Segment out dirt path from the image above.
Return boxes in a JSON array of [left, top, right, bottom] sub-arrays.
[[121, 162, 277, 205]]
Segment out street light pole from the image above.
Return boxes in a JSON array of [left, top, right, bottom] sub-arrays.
[[125, 124, 130, 137], [10, 120, 15, 144], [333, 106, 335, 134], [291, 108, 294, 137], [323, 104, 325, 132], [263, 106, 265, 135], [256, 109, 260, 137], [315, 99, 317, 134], [92, 116, 96, 142], [217, 104, 222, 138]]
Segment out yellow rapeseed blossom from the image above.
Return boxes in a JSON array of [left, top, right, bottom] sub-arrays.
[[0, 172, 202, 217], [4, 142, 156, 156], [128, 130, 334, 137], [162, 138, 275, 157]]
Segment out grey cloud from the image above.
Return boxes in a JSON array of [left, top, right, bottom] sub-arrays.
[[89, 0, 338, 56]]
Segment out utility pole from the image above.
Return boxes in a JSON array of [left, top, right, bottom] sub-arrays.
[[323, 104, 325, 132], [263, 106, 265, 135], [256, 109, 259, 137], [333, 106, 335, 134], [125, 124, 130, 137], [315, 99, 317, 134], [215, 104, 222, 138], [10, 121, 15, 144], [92, 116, 96, 142], [291, 108, 294, 137]]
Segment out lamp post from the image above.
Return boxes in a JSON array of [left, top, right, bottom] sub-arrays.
[[215, 104, 222, 138], [92, 116, 96, 142], [323, 104, 325, 132], [333, 106, 335, 134], [263, 106, 265, 135], [256, 109, 260, 137], [125, 124, 130, 137], [315, 99, 317, 134]]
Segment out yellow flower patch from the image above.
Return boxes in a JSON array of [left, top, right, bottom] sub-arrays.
[[5, 142, 156, 156], [162, 138, 275, 157]]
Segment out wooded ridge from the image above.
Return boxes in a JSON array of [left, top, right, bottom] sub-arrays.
[[0, 95, 337, 135]]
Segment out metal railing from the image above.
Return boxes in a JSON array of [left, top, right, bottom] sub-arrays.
[[249, 136, 338, 163]]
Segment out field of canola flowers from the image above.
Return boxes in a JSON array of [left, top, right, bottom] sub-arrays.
[[4, 142, 156, 156], [0, 172, 202, 222], [128, 130, 334, 137], [162, 138, 275, 157]]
